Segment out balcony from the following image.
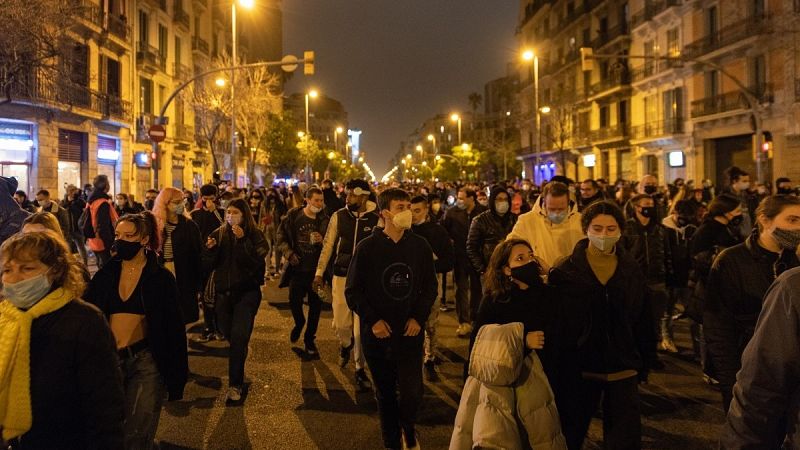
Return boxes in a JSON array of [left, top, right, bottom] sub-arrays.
[[6, 73, 124, 119], [76, 0, 102, 29], [104, 95, 132, 121], [691, 85, 772, 118], [630, 58, 682, 82], [136, 42, 165, 73], [174, 123, 194, 142], [105, 14, 129, 40], [591, 24, 629, 50], [173, 3, 190, 30], [630, 118, 684, 140], [630, 0, 682, 29], [173, 62, 192, 80], [590, 70, 630, 97], [683, 15, 770, 59], [192, 36, 209, 56], [591, 123, 629, 143]]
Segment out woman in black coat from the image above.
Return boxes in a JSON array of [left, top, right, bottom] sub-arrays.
[[85, 212, 188, 450], [154, 187, 203, 325], [548, 201, 656, 450]]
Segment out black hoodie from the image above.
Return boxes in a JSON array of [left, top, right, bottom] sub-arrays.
[[0, 176, 29, 244], [345, 227, 438, 355], [466, 187, 517, 273]]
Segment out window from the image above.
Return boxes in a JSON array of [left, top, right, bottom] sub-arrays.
[[158, 24, 168, 60], [599, 104, 610, 127], [567, 1, 574, 15], [753, 0, 765, 17], [644, 94, 657, 123], [667, 27, 680, 57], [583, 71, 591, 93], [138, 10, 148, 45], [599, 16, 609, 37], [707, 6, 718, 39], [619, 3, 628, 33], [583, 27, 591, 46], [663, 88, 683, 131], [140, 78, 153, 114], [644, 40, 655, 74], [175, 36, 182, 65], [618, 100, 628, 126], [752, 54, 766, 91], [706, 70, 720, 97], [100, 57, 121, 97]]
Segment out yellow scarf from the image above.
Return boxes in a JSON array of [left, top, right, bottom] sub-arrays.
[[0, 288, 73, 441]]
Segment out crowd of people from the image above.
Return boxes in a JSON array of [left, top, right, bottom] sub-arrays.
[[0, 164, 798, 449]]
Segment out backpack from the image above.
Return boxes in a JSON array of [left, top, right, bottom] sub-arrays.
[[78, 203, 94, 238]]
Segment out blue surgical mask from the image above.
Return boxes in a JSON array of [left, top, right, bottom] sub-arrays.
[[2, 272, 53, 310], [548, 210, 568, 224]]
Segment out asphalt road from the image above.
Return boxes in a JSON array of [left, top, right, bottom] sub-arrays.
[[155, 277, 727, 450]]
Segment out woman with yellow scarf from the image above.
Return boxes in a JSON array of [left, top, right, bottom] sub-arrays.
[[0, 230, 124, 449]]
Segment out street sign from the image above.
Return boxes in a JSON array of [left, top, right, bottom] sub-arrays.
[[281, 55, 299, 73], [148, 124, 166, 143]]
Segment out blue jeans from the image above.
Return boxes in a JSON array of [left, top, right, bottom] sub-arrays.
[[121, 349, 164, 450], [216, 288, 262, 386]]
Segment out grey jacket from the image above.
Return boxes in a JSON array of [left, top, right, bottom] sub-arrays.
[[450, 322, 566, 450]]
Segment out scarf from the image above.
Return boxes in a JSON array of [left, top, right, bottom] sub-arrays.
[[0, 288, 73, 441]]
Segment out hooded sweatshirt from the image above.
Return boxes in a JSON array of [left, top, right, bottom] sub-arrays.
[[345, 227, 438, 353], [0, 176, 30, 244], [506, 195, 584, 269]]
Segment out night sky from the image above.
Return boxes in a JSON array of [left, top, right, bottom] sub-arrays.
[[281, 0, 519, 177]]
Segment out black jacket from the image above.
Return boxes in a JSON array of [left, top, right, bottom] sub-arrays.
[[345, 228, 438, 356], [466, 210, 517, 274], [442, 204, 487, 260], [662, 217, 697, 288], [704, 232, 800, 410], [160, 215, 204, 324], [548, 239, 657, 377], [13, 300, 125, 449], [85, 251, 189, 401], [190, 206, 225, 241], [203, 224, 268, 293], [276, 206, 329, 286], [65, 196, 86, 236], [621, 217, 670, 285], [322, 187, 343, 218], [411, 220, 455, 274]]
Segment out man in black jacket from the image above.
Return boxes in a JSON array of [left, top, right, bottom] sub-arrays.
[[277, 187, 329, 356], [190, 184, 226, 241], [346, 188, 437, 450], [410, 195, 454, 376], [442, 187, 486, 337], [466, 185, 517, 276]]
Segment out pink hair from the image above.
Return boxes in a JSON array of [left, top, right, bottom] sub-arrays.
[[153, 187, 184, 250]]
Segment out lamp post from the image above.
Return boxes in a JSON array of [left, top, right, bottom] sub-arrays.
[[522, 49, 539, 182], [334, 125, 343, 158], [427, 133, 437, 156], [435, 153, 463, 177], [451, 113, 462, 145], [304, 89, 318, 182], [230, 0, 254, 187]]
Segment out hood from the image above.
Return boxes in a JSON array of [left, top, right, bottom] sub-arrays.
[[488, 185, 512, 218], [469, 322, 525, 386], [0, 176, 23, 216]]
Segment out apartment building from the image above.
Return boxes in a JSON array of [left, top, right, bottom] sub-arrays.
[[518, 0, 800, 186]]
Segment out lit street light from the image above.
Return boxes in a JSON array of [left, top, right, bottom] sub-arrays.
[[230, 0, 255, 187], [215, 77, 226, 87], [427, 133, 437, 155], [304, 89, 319, 182], [540, 106, 551, 114], [521, 48, 541, 181], [451, 113, 462, 144]]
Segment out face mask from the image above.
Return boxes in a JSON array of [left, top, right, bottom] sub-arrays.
[[478, 199, 488, 207], [390, 209, 413, 230], [220, 200, 230, 209], [588, 233, 620, 252], [456, 200, 466, 210], [40, 201, 51, 209], [116, 200, 126, 207], [309, 205, 322, 214], [347, 202, 361, 212], [495, 201, 509, 215], [173, 203, 185, 215], [644, 185, 658, 195], [777, 187, 794, 195], [548, 210, 568, 224], [431, 203, 441, 213], [639, 206, 656, 218], [145, 199, 155, 210], [2, 272, 52, 310], [728, 215, 744, 227], [510, 261, 541, 287], [677, 216, 692, 228], [226, 215, 241, 226], [111, 239, 143, 260], [736, 182, 751, 191], [772, 228, 800, 250]]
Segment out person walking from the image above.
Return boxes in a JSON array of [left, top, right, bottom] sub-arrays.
[[277, 187, 329, 357], [466, 185, 517, 277], [312, 179, 380, 388], [264, 188, 288, 278], [661, 199, 699, 353], [191, 184, 226, 341], [203, 198, 268, 403], [35, 189, 71, 241], [0, 176, 30, 245], [345, 188, 438, 450], [64, 185, 88, 265], [85, 212, 188, 449], [85, 175, 118, 268]]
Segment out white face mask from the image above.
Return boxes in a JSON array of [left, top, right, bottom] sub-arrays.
[[309, 205, 322, 214], [495, 201, 510, 215], [390, 210, 413, 230], [587, 233, 620, 252], [736, 181, 751, 191], [226, 215, 241, 226]]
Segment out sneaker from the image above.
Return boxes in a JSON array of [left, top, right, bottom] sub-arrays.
[[439, 303, 452, 312], [305, 341, 319, 357], [659, 338, 678, 354], [339, 343, 353, 368], [355, 368, 372, 390], [226, 386, 242, 402], [192, 329, 214, 343], [703, 374, 720, 386], [290, 326, 302, 344], [456, 323, 472, 337]]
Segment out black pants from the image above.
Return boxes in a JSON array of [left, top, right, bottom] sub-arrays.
[[216, 288, 262, 387], [453, 258, 482, 324], [560, 375, 641, 450], [365, 339, 424, 449], [288, 271, 322, 344]]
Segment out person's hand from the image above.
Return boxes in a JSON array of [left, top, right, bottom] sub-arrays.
[[232, 224, 244, 239], [372, 320, 392, 339], [312, 275, 324, 291], [206, 237, 217, 249], [310, 232, 323, 244], [288, 253, 300, 266], [403, 318, 422, 337], [205, 199, 215, 210], [525, 331, 545, 350]]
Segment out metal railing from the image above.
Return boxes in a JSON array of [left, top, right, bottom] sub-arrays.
[[136, 42, 165, 71], [173, 4, 190, 29], [192, 36, 209, 55], [77, 0, 102, 27], [630, 57, 682, 82], [174, 123, 194, 142], [630, 118, 684, 139], [590, 123, 629, 142], [691, 84, 772, 118], [106, 14, 129, 40], [591, 24, 629, 49], [590, 70, 630, 95], [631, 0, 682, 29], [683, 15, 770, 59]]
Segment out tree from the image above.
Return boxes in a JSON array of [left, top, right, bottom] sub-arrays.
[[263, 113, 302, 178], [0, 0, 84, 103], [184, 61, 235, 174], [541, 106, 573, 177], [235, 65, 281, 185]]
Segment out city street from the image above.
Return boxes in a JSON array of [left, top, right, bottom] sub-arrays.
[[156, 277, 727, 450]]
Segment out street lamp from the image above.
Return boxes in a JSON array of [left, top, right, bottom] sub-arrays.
[[304, 89, 319, 182], [451, 113, 462, 144], [334, 126, 343, 157], [521, 48, 540, 181], [230, 0, 255, 187], [427, 133, 437, 155], [215, 77, 226, 87], [540, 106, 551, 114]]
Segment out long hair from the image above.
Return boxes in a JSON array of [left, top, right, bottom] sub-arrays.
[[226, 198, 258, 236], [116, 211, 160, 252], [482, 238, 544, 301], [153, 187, 188, 239], [0, 230, 85, 297]]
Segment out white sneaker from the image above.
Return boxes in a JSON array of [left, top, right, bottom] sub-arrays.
[[226, 386, 242, 402], [456, 323, 472, 337]]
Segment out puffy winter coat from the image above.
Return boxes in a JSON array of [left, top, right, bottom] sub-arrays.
[[450, 322, 566, 450]]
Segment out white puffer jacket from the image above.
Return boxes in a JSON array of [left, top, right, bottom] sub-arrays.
[[450, 322, 567, 450]]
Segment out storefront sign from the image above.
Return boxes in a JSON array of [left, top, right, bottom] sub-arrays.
[[134, 152, 151, 168]]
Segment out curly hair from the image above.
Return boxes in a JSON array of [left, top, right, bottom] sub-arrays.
[[482, 238, 544, 301], [0, 230, 85, 297]]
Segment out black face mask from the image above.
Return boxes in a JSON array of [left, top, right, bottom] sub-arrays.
[[729, 215, 744, 227], [640, 206, 657, 218], [677, 216, 692, 228], [510, 261, 542, 287], [644, 185, 658, 195], [347, 202, 361, 212], [144, 199, 155, 211], [777, 187, 794, 195], [111, 239, 143, 261]]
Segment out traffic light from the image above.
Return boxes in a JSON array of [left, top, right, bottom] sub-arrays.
[[304, 51, 315, 75], [580, 47, 593, 72]]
